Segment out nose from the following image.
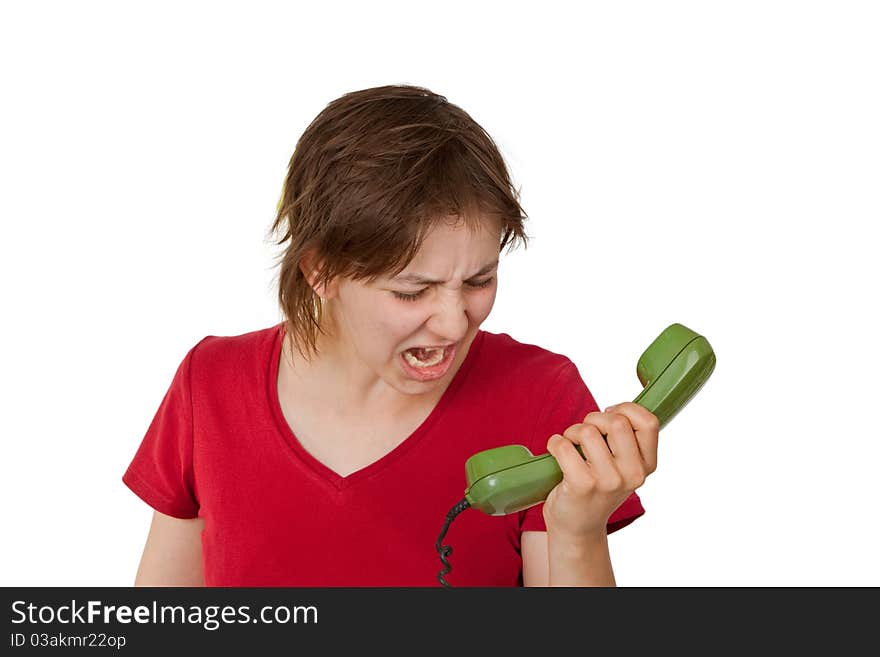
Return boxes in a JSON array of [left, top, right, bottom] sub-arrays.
[[426, 287, 470, 342]]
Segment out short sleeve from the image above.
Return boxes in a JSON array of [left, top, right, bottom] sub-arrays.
[[520, 360, 645, 534], [122, 342, 201, 519]]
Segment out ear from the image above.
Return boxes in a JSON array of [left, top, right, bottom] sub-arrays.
[[298, 249, 338, 300]]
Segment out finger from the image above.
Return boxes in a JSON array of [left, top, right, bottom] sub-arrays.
[[603, 402, 659, 474], [562, 424, 619, 489], [604, 402, 661, 435], [546, 433, 595, 490], [582, 410, 647, 486]]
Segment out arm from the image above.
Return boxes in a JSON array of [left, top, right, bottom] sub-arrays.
[[522, 530, 615, 587], [134, 510, 205, 586]]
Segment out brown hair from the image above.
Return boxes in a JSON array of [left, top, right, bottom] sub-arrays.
[[267, 84, 530, 361]]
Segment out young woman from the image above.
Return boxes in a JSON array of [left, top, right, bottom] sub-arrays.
[[123, 84, 659, 587]]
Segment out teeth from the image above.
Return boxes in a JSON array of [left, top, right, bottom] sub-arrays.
[[403, 346, 446, 367]]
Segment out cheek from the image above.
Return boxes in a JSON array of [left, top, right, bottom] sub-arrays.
[[470, 288, 497, 321], [345, 298, 402, 347], [371, 299, 425, 340]]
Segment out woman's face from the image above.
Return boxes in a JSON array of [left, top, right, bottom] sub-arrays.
[[322, 216, 502, 397]]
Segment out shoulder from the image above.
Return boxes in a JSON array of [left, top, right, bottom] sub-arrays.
[[188, 322, 281, 379], [468, 330, 598, 450], [475, 329, 578, 383]]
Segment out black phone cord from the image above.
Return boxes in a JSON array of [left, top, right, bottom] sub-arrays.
[[435, 497, 471, 588]]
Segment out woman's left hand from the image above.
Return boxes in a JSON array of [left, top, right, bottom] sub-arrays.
[[543, 402, 660, 540]]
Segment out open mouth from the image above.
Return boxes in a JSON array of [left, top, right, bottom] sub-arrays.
[[402, 346, 450, 367], [399, 343, 457, 380]]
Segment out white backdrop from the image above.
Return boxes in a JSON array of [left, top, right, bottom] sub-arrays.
[[1, 0, 877, 587]]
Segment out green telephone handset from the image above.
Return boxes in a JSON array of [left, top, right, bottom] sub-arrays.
[[462, 322, 716, 516]]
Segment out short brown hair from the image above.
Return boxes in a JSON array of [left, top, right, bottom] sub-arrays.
[[267, 84, 529, 361]]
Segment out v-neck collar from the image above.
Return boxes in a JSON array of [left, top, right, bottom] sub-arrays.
[[266, 322, 485, 491]]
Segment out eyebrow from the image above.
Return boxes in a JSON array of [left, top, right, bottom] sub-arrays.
[[393, 259, 499, 285]]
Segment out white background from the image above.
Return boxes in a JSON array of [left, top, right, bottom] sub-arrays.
[[1, 0, 877, 587]]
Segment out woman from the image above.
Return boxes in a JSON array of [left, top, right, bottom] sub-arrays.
[[123, 84, 658, 587]]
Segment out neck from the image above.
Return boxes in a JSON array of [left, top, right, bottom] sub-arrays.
[[281, 331, 436, 420]]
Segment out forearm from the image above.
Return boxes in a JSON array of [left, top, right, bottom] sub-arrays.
[[546, 529, 616, 587]]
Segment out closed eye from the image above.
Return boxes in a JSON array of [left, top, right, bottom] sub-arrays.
[[392, 277, 495, 302]]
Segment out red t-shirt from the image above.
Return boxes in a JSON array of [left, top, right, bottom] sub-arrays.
[[123, 323, 644, 586]]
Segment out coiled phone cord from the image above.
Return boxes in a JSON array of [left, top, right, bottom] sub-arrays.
[[435, 497, 471, 587]]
